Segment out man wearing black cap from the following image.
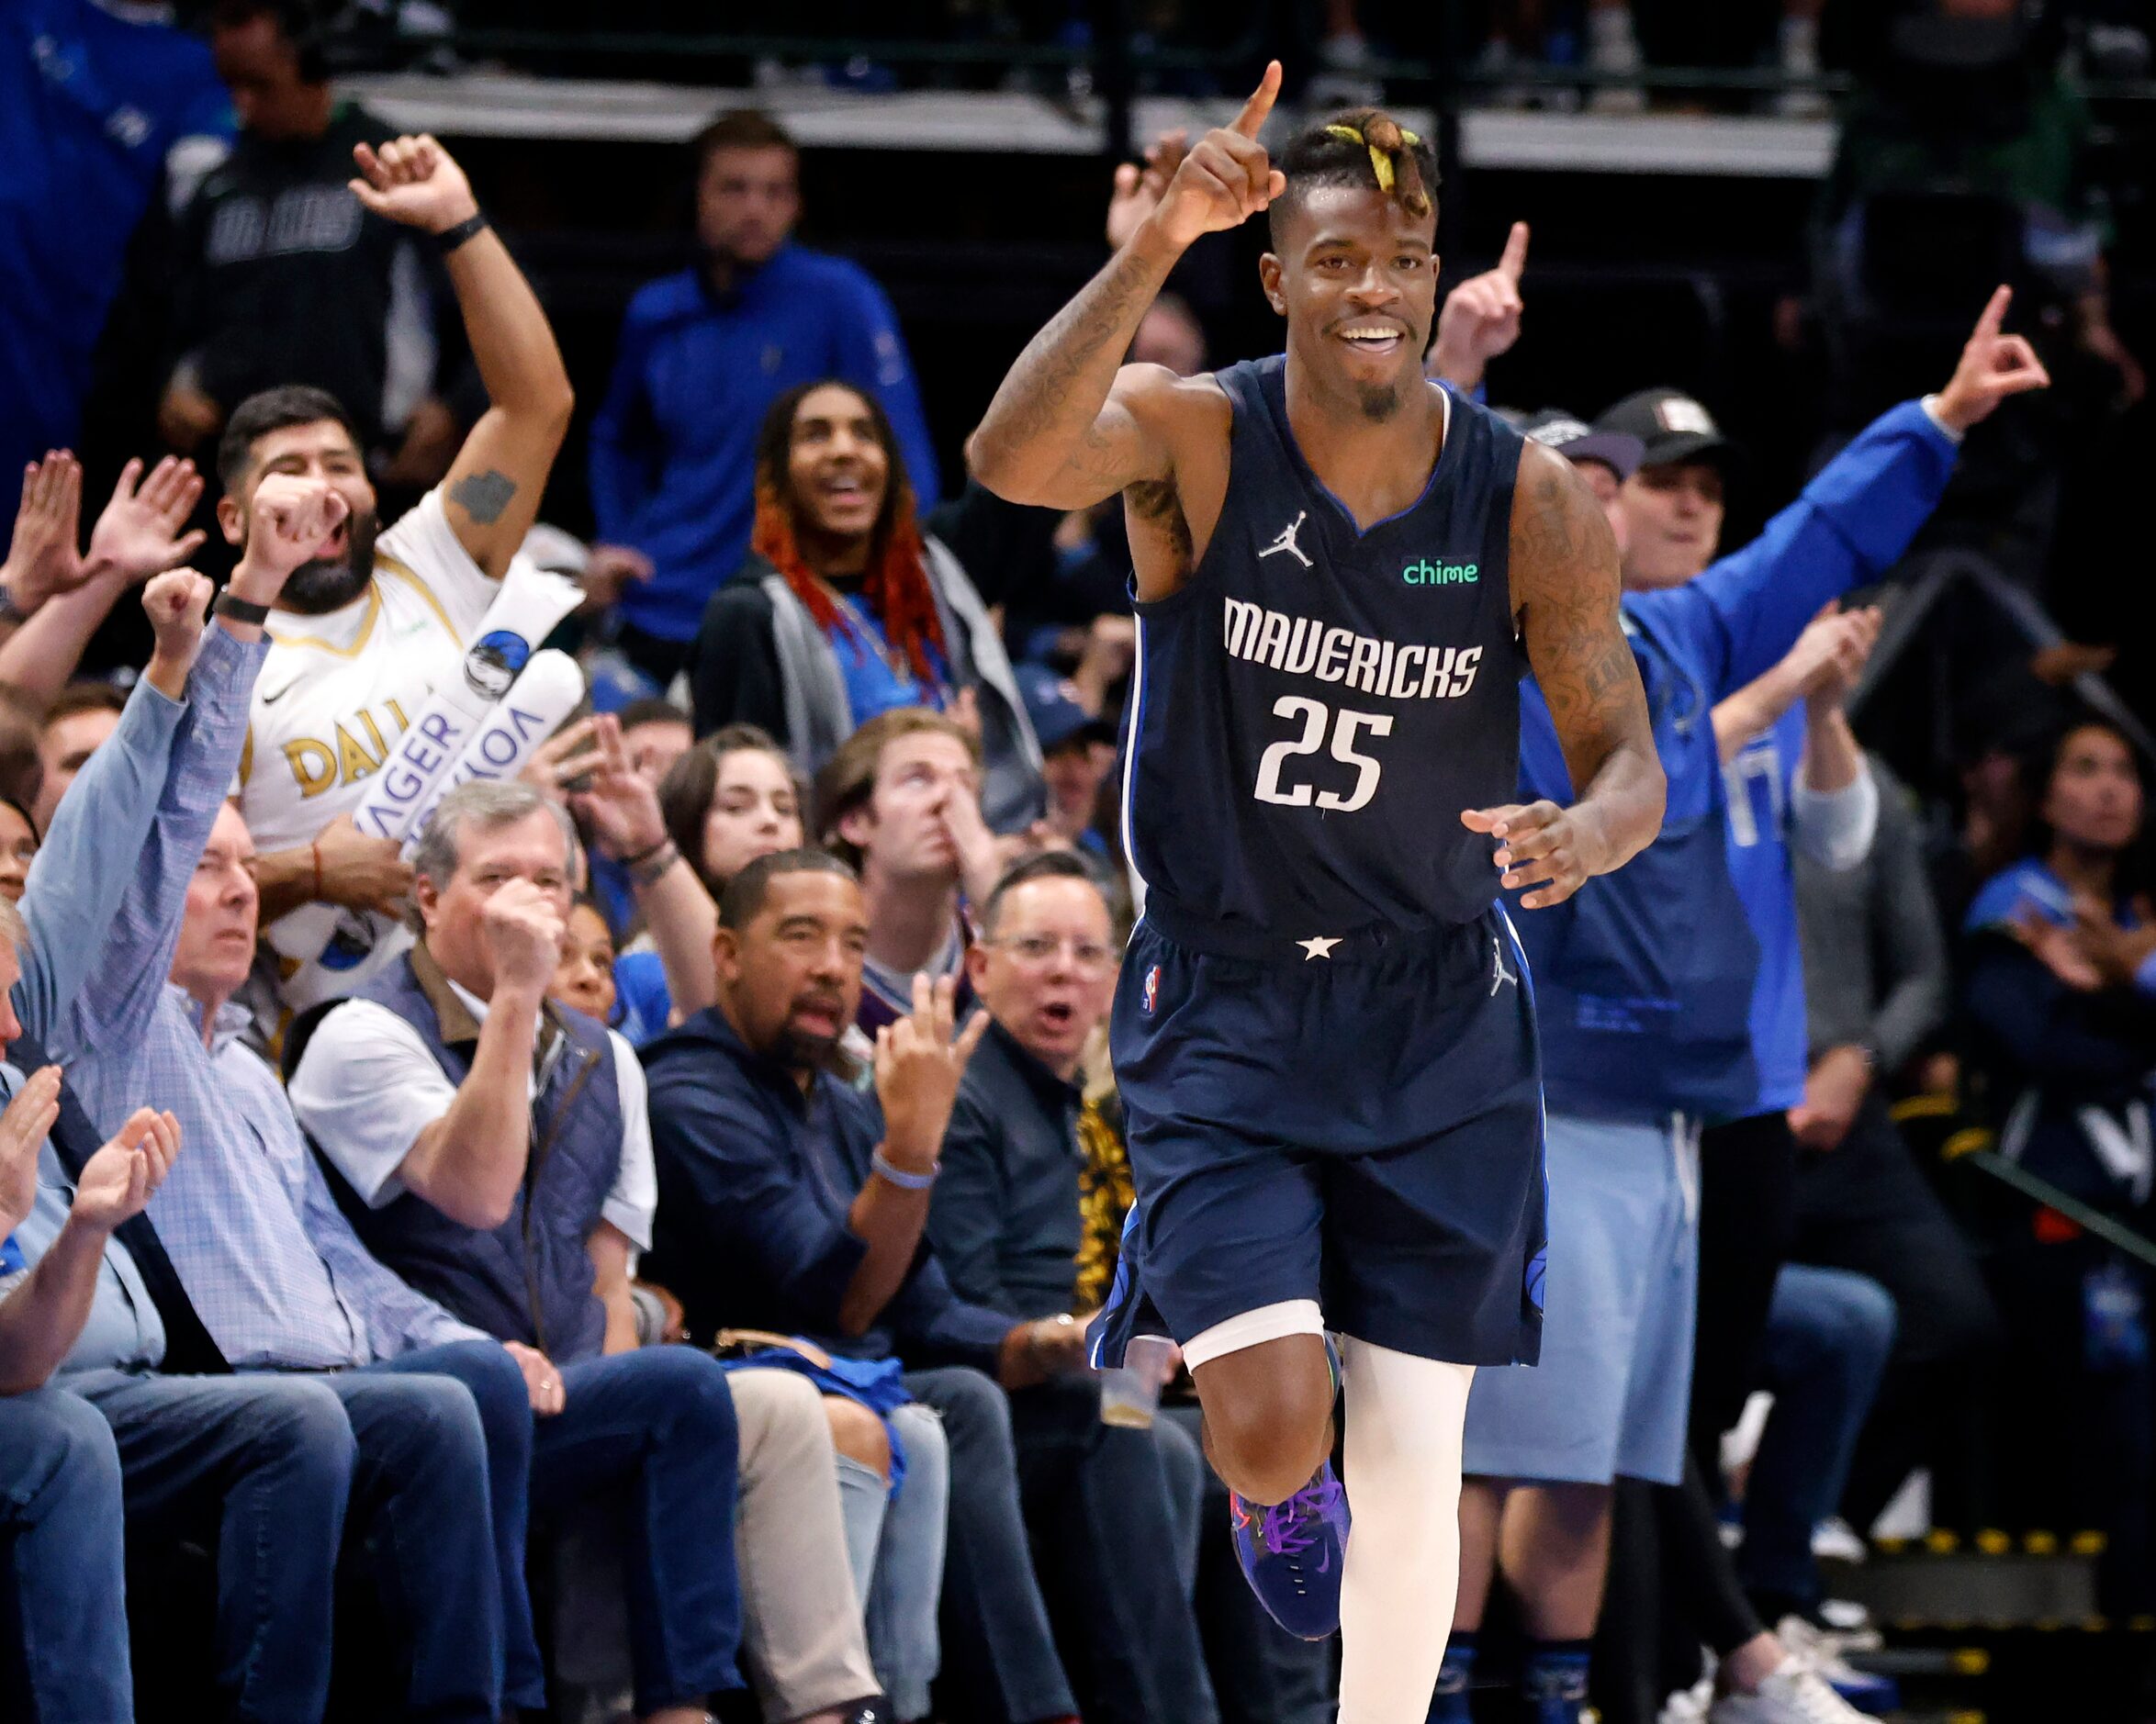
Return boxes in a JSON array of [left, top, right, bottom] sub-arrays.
[[1445, 291, 2049, 1724], [1014, 665, 1119, 861], [1517, 411, 1644, 550]]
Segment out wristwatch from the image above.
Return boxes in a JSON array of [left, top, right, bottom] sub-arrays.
[[213, 590, 273, 625]]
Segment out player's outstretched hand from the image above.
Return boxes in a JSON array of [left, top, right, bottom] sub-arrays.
[[873, 973, 991, 1173], [1462, 799, 1610, 910], [1933, 285, 2050, 434], [349, 134, 480, 237], [1428, 221, 1530, 391], [1147, 62, 1286, 250]]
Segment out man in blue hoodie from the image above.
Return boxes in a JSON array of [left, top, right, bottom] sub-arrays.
[[1435, 287, 2049, 1724], [587, 109, 940, 685]]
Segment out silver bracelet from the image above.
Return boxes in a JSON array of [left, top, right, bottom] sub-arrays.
[[870, 1147, 938, 1191]]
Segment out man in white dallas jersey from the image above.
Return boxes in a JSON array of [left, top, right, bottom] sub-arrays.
[[213, 132, 577, 1011]]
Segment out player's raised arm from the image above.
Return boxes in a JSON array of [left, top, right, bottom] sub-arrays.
[[966, 62, 1286, 509], [350, 135, 576, 579], [1464, 442, 1665, 908]]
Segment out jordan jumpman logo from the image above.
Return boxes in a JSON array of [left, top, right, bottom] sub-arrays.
[[1258, 510, 1312, 568]]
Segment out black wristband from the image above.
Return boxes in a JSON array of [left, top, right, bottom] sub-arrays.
[[213, 590, 272, 625], [434, 210, 489, 254]]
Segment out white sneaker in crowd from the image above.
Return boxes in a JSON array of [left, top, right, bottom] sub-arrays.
[[1658, 1671, 1716, 1724], [1814, 1597, 1882, 1651], [1809, 1517, 1866, 1565], [1707, 1659, 1867, 1724], [1775, 1616, 1899, 1711]]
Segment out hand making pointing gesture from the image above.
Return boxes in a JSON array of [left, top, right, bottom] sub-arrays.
[[1429, 220, 1530, 393], [1932, 285, 2051, 435], [1145, 62, 1287, 250]]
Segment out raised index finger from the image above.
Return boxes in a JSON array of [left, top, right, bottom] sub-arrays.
[[1971, 284, 2012, 344], [1496, 220, 1531, 285], [1230, 60, 1282, 140]]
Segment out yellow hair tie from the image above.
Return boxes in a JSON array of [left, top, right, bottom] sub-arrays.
[[1322, 123, 1423, 197]]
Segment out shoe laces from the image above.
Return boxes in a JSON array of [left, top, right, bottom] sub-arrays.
[[1240, 1474, 1345, 1559]]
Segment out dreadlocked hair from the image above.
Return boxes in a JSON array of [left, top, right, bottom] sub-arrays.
[[1269, 108, 1439, 243], [749, 380, 949, 688]]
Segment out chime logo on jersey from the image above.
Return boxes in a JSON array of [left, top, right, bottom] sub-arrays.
[[1141, 965, 1161, 1014], [1401, 558, 1478, 586], [464, 630, 531, 701]]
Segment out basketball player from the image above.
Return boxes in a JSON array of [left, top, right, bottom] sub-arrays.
[[968, 62, 1667, 1722]]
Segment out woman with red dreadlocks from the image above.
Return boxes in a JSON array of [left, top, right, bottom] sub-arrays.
[[687, 380, 1044, 830]]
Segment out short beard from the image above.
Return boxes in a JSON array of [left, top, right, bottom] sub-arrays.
[[273, 510, 381, 615], [1353, 382, 1403, 422], [773, 1024, 841, 1074]]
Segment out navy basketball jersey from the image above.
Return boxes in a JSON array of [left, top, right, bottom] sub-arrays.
[[1123, 354, 1526, 943]]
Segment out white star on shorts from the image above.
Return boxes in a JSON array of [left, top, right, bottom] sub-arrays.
[[1297, 935, 1342, 961]]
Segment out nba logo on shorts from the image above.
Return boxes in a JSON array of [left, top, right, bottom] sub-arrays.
[[1142, 965, 1162, 1014]]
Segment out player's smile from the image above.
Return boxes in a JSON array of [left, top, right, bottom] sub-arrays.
[[1331, 318, 1410, 362]]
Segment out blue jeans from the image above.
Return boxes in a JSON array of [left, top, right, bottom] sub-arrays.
[[1010, 1375, 1218, 1724], [903, 1366, 1075, 1724], [1739, 1264, 1898, 1609], [866, 1399, 949, 1720], [325, 1340, 534, 1719], [0, 1386, 131, 1722], [67, 1367, 356, 1723], [522, 1347, 745, 1715]]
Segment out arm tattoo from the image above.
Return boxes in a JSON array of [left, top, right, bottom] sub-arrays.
[[1513, 458, 1645, 753], [451, 469, 518, 526], [1127, 476, 1193, 571], [1002, 244, 1161, 444]]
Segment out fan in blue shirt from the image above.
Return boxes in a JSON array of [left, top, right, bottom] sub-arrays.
[[588, 111, 939, 677]]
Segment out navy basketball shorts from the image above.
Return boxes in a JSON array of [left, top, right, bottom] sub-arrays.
[[1095, 903, 1547, 1371]]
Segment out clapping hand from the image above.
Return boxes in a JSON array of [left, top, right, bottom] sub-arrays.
[[0, 1067, 62, 1238], [1145, 62, 1286, 249], [1933, 286, 2052, 434], [72, 1108, 180, 1236], [1429, 221, 1530, 391]]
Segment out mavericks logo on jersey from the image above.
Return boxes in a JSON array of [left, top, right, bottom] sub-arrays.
[[1402, 558, 1478, 586], [1222, 597, 1483, 701]]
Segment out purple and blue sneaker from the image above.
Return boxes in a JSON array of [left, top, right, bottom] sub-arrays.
[[1230, 1462, 1352, 1640]]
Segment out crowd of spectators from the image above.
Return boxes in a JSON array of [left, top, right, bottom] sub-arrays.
[[1, 5, 2154, 1723]]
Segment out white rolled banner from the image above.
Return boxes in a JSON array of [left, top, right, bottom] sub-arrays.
[[346, 564, 583, 845], [265, 562, 582, 968], [402, 649, 586, 856]]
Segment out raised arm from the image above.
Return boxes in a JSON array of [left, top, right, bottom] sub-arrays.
[[965, 62, 1284, 510], [0, 455, 207, 705], [349, 136, 574, 580], [1464, 442, 1664, 907]]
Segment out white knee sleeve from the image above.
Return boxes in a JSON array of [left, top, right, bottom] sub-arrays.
[[1337, 1338, 1476, 1724]]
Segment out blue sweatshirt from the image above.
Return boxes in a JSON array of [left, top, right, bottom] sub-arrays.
[[589, 244, 941, 643], [1, 0, 229, 473], [1515, 397, 1959, 1121]]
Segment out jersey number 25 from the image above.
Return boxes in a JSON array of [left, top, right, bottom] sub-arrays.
[[1254, 696, 1392, 813]]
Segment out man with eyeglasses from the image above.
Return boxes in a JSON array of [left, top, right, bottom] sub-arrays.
[[926, 848, 1220, 1722]]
